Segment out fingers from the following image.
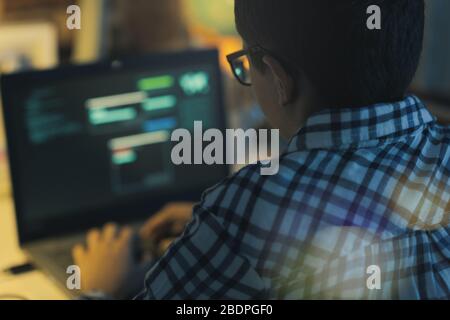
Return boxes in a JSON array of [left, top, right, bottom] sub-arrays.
[[115, 226, 135, 261], [86, 228, 100, 248], [86, 223, 118, 248], [118, 226, 134, 242], [103, 223, 119, 241], [140, 211, 172, 240], [76, 223, 132, 254], [158, 237, 177, 255], [72, 244, 85, 263], [172, 222, 187, 235], [140, 202, 194, 239]]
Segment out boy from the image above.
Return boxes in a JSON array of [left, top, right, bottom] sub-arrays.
[[73, 0, 450, 299]]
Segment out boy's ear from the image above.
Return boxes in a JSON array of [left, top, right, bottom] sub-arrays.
[[262, 55, 295, 106]]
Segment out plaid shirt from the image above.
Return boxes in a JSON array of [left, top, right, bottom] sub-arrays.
[[136, 96, 450, 300]]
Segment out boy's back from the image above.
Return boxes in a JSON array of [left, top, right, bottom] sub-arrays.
[[140, 96, 450, 299]]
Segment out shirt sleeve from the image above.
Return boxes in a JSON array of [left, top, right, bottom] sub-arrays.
[[135, 205, 268, 300]]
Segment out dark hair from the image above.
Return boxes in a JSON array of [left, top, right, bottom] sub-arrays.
[[235, 0, 425, 108]]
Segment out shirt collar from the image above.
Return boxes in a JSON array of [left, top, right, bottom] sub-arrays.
[[287, 95, 436, 152]]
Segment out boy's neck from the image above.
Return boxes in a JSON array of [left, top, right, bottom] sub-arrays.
[[282, 95, 323, 139]]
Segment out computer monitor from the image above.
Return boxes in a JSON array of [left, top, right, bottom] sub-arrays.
[[1, 49, 228, 242]]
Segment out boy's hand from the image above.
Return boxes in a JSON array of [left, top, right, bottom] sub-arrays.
[[72, 224, 148, 298], [140, 202, 194, 255], [71, 202, 194, 298]]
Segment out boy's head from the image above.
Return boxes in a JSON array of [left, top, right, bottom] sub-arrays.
[[234, 0, 425, 137]]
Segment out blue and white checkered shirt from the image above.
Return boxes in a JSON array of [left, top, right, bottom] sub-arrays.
[[137, 96, 450, 300]]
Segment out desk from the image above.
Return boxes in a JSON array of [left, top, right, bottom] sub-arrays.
[[0, 113, 68, 300], [0, 196, 67, 300]]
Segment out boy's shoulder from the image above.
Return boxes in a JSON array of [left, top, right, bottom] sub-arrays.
[[199, 162, 265, 209], [197, 151, 313, 217], [195, 119, 450, 225]]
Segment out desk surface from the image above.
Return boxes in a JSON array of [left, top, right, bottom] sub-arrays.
[[0, 197, 67, 300], [0, 113, 67, 300]]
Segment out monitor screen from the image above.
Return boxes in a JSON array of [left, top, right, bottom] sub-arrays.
[[2, 50, 228, 241]]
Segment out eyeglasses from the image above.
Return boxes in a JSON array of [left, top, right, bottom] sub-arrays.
[[226, 46, 266, 87]]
